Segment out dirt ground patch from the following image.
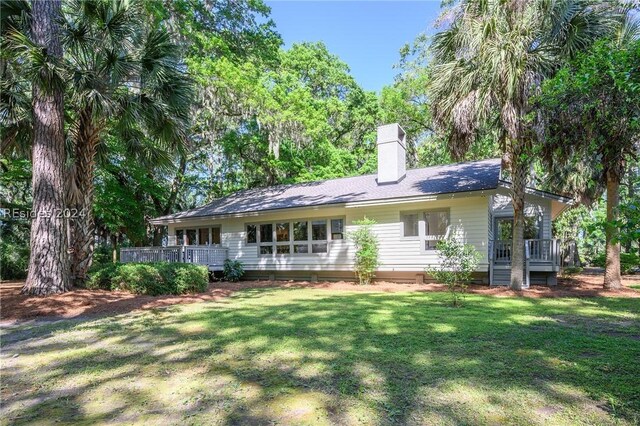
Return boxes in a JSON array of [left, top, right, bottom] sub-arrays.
[[2, 273, 639, 322]]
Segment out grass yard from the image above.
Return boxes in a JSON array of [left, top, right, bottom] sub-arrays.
[[2, 288, 639, 425]]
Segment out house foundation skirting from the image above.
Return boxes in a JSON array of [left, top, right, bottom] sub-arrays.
[[240, 270, 490, 284]]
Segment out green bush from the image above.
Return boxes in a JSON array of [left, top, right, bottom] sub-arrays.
[[174, 264, 209, 293], [591, 253, 606, 268], [561, 266, 584, 276], [621, 252, 639, 275], [92, 244, 113, 269], [348, 217, 380, 285], [591, 252, 639, 274], [113, 263, 171, 295], [87, 262, 209, 295], [223, 259, 245, 282], [86, 263, 118, 290], [427, 234, 481, 307], [0, 238, 29, 280]]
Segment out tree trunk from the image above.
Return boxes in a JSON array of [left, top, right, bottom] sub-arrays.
[[604, 169, 622, 289], [510, 158, 527, 290], [68, 107, 100, 285], [23, 0, 71, 295], [111, 233, 118, 263]]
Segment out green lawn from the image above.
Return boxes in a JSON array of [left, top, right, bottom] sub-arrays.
[[2, 288, 639, 425]]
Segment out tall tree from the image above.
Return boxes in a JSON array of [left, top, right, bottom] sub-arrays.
[[428, 0, 622, 289], [538, 39, 640, 288], [23, 0, 70, 294], [61, 0, 191, 283]]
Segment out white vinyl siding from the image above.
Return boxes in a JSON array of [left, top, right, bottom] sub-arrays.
[[167, 195, 491, 272]]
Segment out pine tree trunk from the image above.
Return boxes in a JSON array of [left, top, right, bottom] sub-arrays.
[[510, 159, 527, 290], [68, 107, 99, 285], [23, 0, 71, 295], [604, 169, 622, 289]]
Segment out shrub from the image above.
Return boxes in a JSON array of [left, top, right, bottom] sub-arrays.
[[591, 253, 606, 268], [621, 252, 639, 275], [591, 252, 639, 274], [561, 266, 584, 277], [0, 238, 29, 280], [92, 244, 113, 269], [223, 259, 245, 282], [174, 264, 209, 293], [112, 263, 171, 295], [427, 235, 481, 307], [348, 217, 380, 285], [86, 263, 118, 290], [86, 262, 209, 295]]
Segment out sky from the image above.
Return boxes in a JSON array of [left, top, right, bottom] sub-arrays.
[[265, 1, 442, 92]]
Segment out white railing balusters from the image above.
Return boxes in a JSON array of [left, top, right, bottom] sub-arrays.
[[492, 239, 561, 265], [120, 246, 228, 269]]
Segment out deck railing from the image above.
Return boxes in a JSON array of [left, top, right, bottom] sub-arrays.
[[120, 246, 228, 269], [491, 239, 561, 266]]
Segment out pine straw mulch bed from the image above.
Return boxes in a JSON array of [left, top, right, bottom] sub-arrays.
[[2, 273, 639, 323]]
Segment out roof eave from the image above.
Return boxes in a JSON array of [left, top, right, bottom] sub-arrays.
[[149, 187, 499, 225], [498, 180, 573, 204]]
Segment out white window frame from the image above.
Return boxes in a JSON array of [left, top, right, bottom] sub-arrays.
[[175, 225, 222, 246], [245, 216, 346, 257], [401, 209, 450, 252]]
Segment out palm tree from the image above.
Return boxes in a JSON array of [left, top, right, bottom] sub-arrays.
[[428, 0, 624, 289], [2, 0, 192, 288], [61, 0, 191, 283]]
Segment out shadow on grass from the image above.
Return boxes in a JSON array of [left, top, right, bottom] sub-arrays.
[[2, 288, 639, 425]]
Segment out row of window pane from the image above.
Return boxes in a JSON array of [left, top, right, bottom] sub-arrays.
[[176, 227, 221, 245], [247, 219, 342, 254]]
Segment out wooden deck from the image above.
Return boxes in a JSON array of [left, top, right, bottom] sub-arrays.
[[120, 246, 228, 271], [489, 239, 576, 287]]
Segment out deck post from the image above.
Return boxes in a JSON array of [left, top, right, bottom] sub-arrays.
[[524, 242, 531, 289]]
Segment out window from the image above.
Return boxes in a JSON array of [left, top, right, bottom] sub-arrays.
[[248, 217, 343, 255], [424, 210, 449, 250], [186, 229, 197, 245], [294, 244, 308, 253], [176, 226, 222, 246], [246, 225, 257, 244], [311, 220, 328, 253], [401, 213, 419, 237], [260, 224, 273, 243], [401, 209, 450, 251], [331, 219, 344, 240], [199, 228, 209, 245], [495, 216, 541, 240], [212, 227, 221, 244], [276, 245, 290, 254], [293, 221, 308, 241], [276, 223, 290, 242], [312, 220, 327, 241]]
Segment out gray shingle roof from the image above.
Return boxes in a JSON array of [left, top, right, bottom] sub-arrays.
[[152, 158, 502, 222]]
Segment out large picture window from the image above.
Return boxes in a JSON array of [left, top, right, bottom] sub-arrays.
[[247, 217, 344, 255], [401, 209, 450, 251]]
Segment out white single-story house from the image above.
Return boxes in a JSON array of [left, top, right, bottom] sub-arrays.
[[122, 124, 573, 287]]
